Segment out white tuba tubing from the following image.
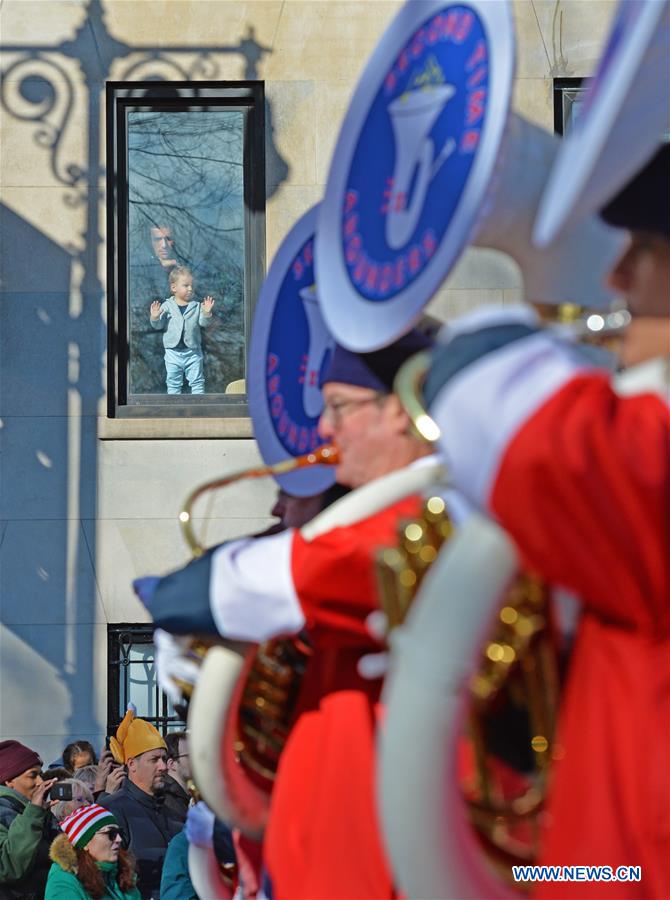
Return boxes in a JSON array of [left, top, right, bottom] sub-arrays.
[[188, 843, 233, 900], [475, 114, 625, 309], [379, 515, 519, 900], [188, 644, 267, 841]]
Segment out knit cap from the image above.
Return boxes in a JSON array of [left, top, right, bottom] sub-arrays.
[[109, 704, 166, 764], [0, 740, 42, 784], [60, 804, 118, 848]]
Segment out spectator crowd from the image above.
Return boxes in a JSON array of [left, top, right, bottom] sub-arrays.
[[0, 714, 233, 900]]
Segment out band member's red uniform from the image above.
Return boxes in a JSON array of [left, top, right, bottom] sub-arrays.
[[426, 305, 670, 896]]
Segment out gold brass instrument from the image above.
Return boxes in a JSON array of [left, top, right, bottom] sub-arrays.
[[375, 308, 635, 894], [179, 443, 339, 557], [375, 504, 558, 880], [235, 633, 313, 786], [376, 348, 569, 882]]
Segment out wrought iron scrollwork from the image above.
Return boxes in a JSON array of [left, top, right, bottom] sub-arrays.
[[117, 51, 221, 86], [0, 53, 86, 200]]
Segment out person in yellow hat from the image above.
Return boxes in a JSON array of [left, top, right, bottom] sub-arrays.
[[99, 706, 181, 900]]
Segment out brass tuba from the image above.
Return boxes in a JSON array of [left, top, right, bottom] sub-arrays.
[[374, 338, 651, 897], [375, 492, 559, 884]]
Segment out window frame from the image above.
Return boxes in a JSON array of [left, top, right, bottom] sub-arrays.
[[106, 80, 266, 419], [553, 77, 588, 137], [107, 624, 185, 737]]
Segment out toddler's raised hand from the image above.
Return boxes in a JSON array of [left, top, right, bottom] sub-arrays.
[[150, 300, 162, 319], [201, 296, 215, 315]]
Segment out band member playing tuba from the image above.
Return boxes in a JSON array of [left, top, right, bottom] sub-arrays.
[[136, 330, 440, 899], [421, 145, 670, 897]]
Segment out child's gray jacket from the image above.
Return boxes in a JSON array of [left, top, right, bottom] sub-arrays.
[[150, 297, 212, 349]]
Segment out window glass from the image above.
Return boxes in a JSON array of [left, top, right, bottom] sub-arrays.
[[127, 109, 246, 396], [106, 82, 266, 420], [108, 626, 184, 735]]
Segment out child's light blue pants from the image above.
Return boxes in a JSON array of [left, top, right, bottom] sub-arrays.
[[164, 347, 205, 394]]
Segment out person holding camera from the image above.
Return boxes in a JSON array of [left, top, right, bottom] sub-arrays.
[[49, 779, 95, 822], [0, 739, 60, 899]]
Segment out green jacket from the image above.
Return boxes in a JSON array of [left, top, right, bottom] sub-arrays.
[[0, 784, 59, 899], [45, 834, 141, 900]]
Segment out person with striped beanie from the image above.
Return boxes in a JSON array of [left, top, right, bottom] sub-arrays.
[[45, 803, 140, 899]]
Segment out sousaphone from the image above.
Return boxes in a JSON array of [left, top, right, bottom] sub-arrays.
[[309, 0, 642, 896]]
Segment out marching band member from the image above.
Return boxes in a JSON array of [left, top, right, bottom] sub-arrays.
[[136, 330, 438, 899], [423, 145, 670, 896]]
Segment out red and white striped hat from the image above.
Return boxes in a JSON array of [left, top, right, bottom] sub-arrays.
[[60, 804, 119, 848]]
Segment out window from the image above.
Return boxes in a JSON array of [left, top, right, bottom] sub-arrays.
[[553, 77, 589, 137], [106, 82, 266, 418], [107, 625, 184, 737]]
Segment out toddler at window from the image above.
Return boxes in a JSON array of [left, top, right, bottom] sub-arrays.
[[150, 266, 215, 394]]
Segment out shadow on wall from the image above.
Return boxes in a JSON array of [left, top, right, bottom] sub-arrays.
[[0, 0, 289, 758], [0, 203, 101, 758]]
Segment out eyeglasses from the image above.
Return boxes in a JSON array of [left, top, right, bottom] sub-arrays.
[[321, 395, 384, 427], [98, 828, 121, 842]]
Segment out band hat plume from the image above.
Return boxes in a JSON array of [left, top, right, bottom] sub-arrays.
[[60, 804, 118, 849], [109, 703, 167, 763]]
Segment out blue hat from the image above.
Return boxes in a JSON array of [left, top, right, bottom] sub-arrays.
[[320, 330, 432, 393]]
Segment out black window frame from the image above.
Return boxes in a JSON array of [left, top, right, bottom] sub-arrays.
[[107, 624, 185, 737], [553, 77, 588, 137], [106, 81, 266, 419]]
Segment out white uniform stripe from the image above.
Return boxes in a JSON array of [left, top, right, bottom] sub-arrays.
[[430, 332, 589, 509], [209, 529, 305, 642]]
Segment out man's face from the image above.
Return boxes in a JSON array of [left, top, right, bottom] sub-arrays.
[[128, 748, 167, 795], [150, 227, 176, 268], [607, 231, 670, 317], [271, 490, 324, 529], [318, 382, 407, 488], [5, 765, 42, 801], [168, 737, 192, 785]]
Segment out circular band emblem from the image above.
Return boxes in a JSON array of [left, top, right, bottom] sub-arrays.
[[318, 1, 514, 350], [248, 206, 336, 496]]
